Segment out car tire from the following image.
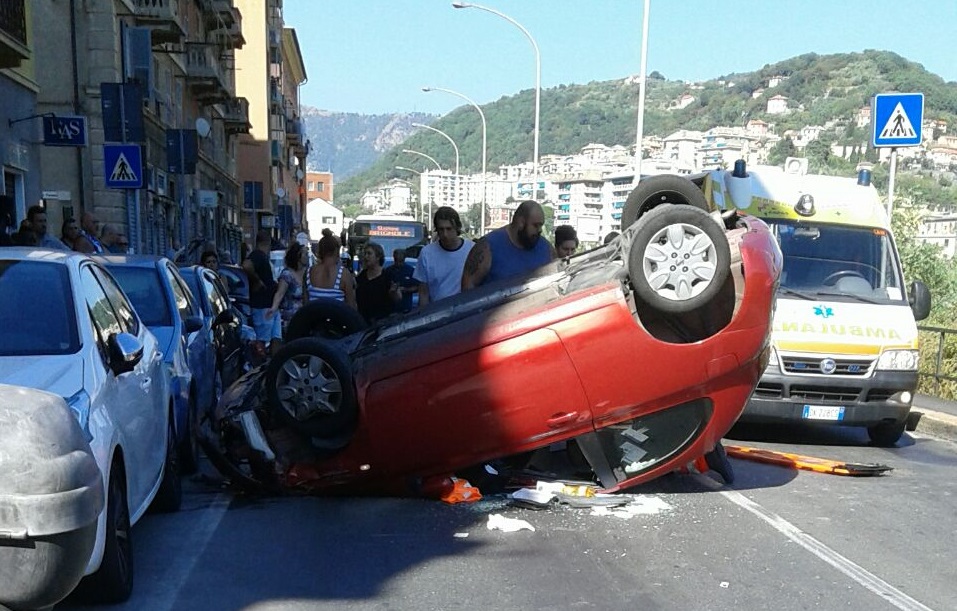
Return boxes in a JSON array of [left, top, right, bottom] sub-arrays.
[[151, 417, 183, 513], [285, 300, 367, 342], [76, 464, 133, 603], [627, 204, 731, 314], [622, 174, 710, 229], [265, 338, 358, 440], [867, 421, 906, 447]]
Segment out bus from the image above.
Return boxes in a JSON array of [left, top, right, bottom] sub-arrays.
[[345, 215, 430, 267]]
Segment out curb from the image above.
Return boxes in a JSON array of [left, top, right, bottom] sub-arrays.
[[913, 408, 957, 442]]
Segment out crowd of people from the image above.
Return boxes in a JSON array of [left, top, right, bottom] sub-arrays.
[[0, 206, 129, 253], [225, 200, 598, 358]]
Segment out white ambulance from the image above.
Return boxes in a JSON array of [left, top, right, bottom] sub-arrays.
[[706, 159, 931, 446]]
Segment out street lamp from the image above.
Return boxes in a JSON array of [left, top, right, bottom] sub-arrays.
[[633, 0, 651, 184], [452, 1, 540, 182], [422, 86, 487, 234], [412, 123, 459, 176], [401, 148, 441, 170]]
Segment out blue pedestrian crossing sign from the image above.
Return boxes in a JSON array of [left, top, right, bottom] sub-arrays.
[[872, 93, 924, 148], [104, 144, 143, 189]]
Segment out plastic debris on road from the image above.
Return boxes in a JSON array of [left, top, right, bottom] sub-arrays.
[[487, 513, 536, 532], [590, 495, 672, 518], [439, 477, 483, 504]]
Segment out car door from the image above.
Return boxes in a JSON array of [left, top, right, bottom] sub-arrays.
[[165, 263, 213, 410], [78, 265, 158, 508], [201, 269, 243, 384], [92, 265, 168, 491]]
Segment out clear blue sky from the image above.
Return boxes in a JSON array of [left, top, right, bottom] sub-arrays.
[[283, 0, 957, 116]]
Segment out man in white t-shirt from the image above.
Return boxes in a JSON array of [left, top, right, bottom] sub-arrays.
[[413, 206, 474, 308]]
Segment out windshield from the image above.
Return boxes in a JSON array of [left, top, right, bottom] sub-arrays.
[[348, 220, 428, 259], [106, 265, 174, 327], [0, 260, 80, 356], [770, 221, 906, 303]]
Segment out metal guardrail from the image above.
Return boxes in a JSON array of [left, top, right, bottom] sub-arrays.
[[918, 325, 957, 399]]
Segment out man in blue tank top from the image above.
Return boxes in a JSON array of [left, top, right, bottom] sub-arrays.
[[461, 200, 555, 290]]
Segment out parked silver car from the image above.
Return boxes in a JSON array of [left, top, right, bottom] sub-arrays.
[[0, 248, 181, 604]]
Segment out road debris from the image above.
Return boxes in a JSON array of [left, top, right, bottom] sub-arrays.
[[487, 513, 536, 532], [725, 445, 893, 476]]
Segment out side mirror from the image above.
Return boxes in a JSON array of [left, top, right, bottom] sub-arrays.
[[909, 281, 931, 321], [183, 315, 204, 334], [108, 332, 144, 375]]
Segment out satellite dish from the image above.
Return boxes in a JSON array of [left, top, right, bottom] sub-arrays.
[[195, 117, 211, 138], [296, 169, 305, 180], [276, 187, 286, 198]]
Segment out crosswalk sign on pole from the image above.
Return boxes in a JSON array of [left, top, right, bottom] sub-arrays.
[[104, 144, 143, 189], [872, 93, 924, 148]]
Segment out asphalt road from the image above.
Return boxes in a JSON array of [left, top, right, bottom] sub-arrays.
[[60, 418, 957, 611]]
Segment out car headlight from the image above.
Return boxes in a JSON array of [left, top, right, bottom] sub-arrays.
[[877, 349, 919, 371], [66, 389, 93, 442]]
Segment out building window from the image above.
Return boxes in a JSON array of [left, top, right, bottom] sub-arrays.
[[316, 183, 324, 192]]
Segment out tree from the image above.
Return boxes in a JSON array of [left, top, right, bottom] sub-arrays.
[[766, 137, 796, 166]]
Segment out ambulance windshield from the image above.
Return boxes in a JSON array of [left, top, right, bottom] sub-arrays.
[[771, 221, 906, 303]]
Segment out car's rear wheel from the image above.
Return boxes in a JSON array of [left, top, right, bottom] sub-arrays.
[[622, 174, 710, 229], [285, 300, 367, 342], [77, 464, 132, 603], [179, 391, 200, 474], [627, 205, 731, 314], [265, 338, 358, 441], [867, 421, 906, 447]]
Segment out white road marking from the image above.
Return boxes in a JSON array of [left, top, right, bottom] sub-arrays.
[[144, 493, 231, 611], [720, 488, 935, 611]]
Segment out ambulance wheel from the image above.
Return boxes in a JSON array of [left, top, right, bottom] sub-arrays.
[[867, 421, 905, 447]]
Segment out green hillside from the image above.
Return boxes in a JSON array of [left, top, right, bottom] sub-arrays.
[[335, 50, 957, 209]]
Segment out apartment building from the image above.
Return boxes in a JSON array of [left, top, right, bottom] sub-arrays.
[[917, 213, 957, 258], [304, 170, 333, 203], [29, 0, 250, 258], [0, 1, 39, 234], [235, 0, 307, 246]]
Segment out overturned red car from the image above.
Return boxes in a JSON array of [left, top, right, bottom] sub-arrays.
[[202, 173, 782, 496]]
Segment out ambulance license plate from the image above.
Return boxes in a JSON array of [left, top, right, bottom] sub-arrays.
[[802, 405, 845, 420]]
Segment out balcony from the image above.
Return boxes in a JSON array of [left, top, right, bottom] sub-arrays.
[[222, 97, 251, 135], [185, 43, 230, 104], [269, 79, 283, 114], [206, 0, 236, 28], [285, 116, 303, 146], [0, 0, 28, 69], [222, 10, 245, 49], [134, 0, 186, 44]]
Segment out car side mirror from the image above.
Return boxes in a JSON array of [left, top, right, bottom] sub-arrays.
[[108, 332, 144, 375], [184, 315, 204, 334], [213, 309, 236, 327], [909, 281, 931, 321]]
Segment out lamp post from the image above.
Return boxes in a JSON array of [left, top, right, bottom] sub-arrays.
[[423, 86, 487, 234], [401, 148, 441, 170], [396, 166, 425, 223], [452, 1, 540, 182], [633, 0, 651, 184], [412, 123, 459, 176]]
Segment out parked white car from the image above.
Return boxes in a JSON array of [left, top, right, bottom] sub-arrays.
[[0, 248, 180, 603]]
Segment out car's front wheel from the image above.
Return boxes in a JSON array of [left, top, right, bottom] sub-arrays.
[[76, 464, 133, 603], [265, 338, 358, 442], [627, 205, 731, 314]]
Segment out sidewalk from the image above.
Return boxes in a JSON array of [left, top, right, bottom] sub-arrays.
[[912, 393, 957, 442]]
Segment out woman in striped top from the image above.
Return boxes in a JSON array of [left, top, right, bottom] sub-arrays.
[[307, 228, 357, 308]]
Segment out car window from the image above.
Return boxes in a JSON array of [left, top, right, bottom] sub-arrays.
[[107, 265, 173, 327], [91, 265, 139, 336], [183, 272, 208, 316], [202, 273, 229, 317], [165, 265, 198, 320], [79, 267, 122, 351], [0, 260, 80, 356]]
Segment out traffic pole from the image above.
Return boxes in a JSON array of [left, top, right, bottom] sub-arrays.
[[886, 147, 897, 219]]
